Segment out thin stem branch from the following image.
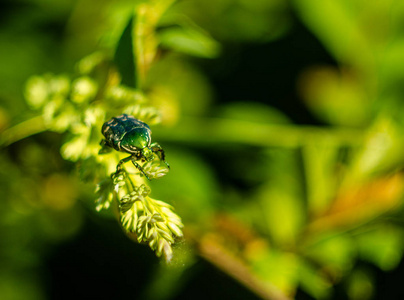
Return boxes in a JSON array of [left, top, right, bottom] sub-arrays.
[[123, 167, 137, 191], [154, 117, 365, 148], [0, 115, 46, 148]]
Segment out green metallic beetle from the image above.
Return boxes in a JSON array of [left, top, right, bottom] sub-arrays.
[[99, 114, 169, 180]]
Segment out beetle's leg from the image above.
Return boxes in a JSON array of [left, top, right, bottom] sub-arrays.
[[115, 155, 133, 174], [130, 156, 151, 181], [99, 139, 113, 154], [150, 142, 170, 169]]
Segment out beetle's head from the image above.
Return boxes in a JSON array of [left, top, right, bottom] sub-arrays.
[[121, 128, 151, 153]]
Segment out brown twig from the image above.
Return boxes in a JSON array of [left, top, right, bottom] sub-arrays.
[[198, 236, 292, 300]]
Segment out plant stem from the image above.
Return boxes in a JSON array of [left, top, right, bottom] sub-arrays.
[[123, 168, 137, 191], [154, 117, 365, 148], [0, 115, 46, 148]]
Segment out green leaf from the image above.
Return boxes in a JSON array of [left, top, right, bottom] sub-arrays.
[[356, 225, 404, 271], [114, 16, 137, 88], [298, 67, 370, 127], [303, 233, 356, 275], [298, 261, 332, 299], [346, 269, 374, 300], [348, 117, 404, 179], [302, 139, 340, 215], [158, 25, 220, 58], [255, 149, 305, 246]]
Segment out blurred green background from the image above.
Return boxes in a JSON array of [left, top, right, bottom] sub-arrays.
[[2, 0, 404, 299]]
